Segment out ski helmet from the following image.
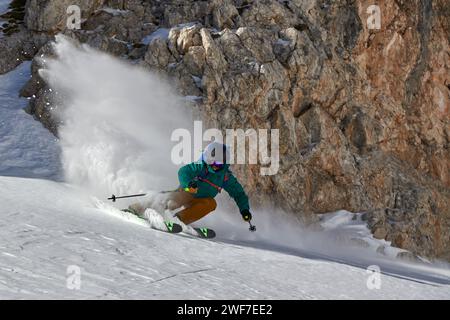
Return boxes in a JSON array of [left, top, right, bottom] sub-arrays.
[[202, 142, 230, 170]]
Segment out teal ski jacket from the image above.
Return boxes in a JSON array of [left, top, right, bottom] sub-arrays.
[[178, 161, 250, 212]]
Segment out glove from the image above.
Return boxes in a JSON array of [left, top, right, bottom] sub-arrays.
[[188, 180, 198, 189], [240, 209, 252, 222], [183, 180, 198, 193]]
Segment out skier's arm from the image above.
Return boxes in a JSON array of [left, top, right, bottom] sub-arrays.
[[178, 163, 203, 189], [223, 174, 250, 213]]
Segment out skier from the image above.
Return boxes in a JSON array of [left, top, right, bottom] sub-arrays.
[[127, 142, 252, 225]]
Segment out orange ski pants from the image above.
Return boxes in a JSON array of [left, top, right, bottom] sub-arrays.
[[168, 191, 217, 225]]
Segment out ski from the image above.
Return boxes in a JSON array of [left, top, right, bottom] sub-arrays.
[[121, 209, 214, 237], [121, 208, 183, 234], [192, 227, 216, 239], [159, 221, 183, 234]]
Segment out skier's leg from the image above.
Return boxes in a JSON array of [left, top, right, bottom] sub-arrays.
[[126, 202, 148, 216], [127, 193, 173, 216], [165, 191, 195, 210], [176, 198, 217, 225], [126, 191, 194, 216]]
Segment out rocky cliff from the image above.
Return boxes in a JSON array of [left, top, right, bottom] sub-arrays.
[[0, 0, 448, 261]]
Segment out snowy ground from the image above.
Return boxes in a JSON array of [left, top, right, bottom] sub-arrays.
[[0, 0, 10, 38], [0, 62, 61, 179], [0, 0, 9, 14], [0, 54, 449, 299], [0, 176, 449, 299]]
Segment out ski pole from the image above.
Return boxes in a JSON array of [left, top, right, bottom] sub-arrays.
[[108, 188, 180, 202], [159, 188, 180, 194], [248, 221, 256, 232], [108, 193, 147, 202]]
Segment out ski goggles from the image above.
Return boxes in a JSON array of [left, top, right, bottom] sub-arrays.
[[210, 161, 224, 170]]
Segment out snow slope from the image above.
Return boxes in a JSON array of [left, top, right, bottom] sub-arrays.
[[0, 0, 9, 14], [0, 62, 61, 179], [0, 176, 449, 299]]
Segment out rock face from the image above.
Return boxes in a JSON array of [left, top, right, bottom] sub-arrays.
[[7, 0, 450, 260], [24, 0, 106, 32], [0, 0, 49, 74], [0, 29, 34, 73]]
